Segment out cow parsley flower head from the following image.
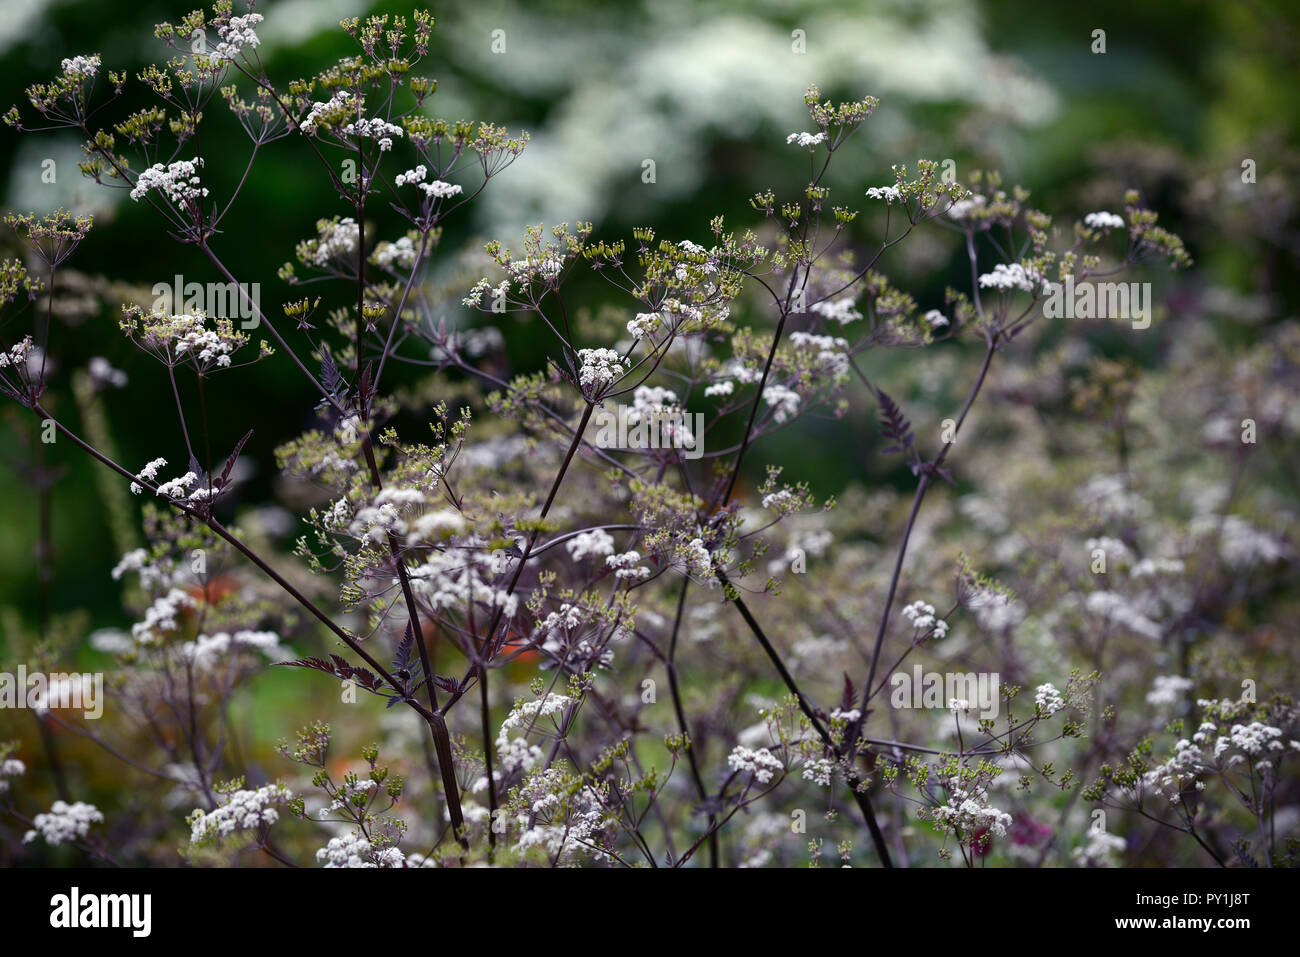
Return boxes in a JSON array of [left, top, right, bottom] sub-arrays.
[[61, 54, 101, 80], [1083, 211, 1124, 231], [786, 131, 826, 148], [728, 745, 784, 784], [23, 800, 103, 845], [130, 157, 208, 204], [214, 13, 263, 60], [978, 262, 1045, 294], [577, 348, 627, 394], [188, 784, 293, 845]]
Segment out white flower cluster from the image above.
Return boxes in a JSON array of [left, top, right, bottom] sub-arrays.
[[606, 549, 650, 580], [577, 348, 627, 393], [0, 335, 34, 372], [763, 383, 801, 424], [566, 528, 615, 561], [512, 768, 607, 861], [88, 356, 128, 388], [310, 217, 360, 267], [408, 547, 518, 617], [316, 830, 405, 868], [393, 164, 463, 199], [788, 331, 850, 377], [188, 784, 293, 844], [865, 184, 902, 203], [181, 630, 287, 669], [809, 297, 862, 325], [24, 800, 104, 845], [727, 745, 784, 784], [130, 157, 208, 204], [948, 194, 987, 220], [373, 236, 417, 270], [1225, 721, 1283, 756], [131, 588, 196, 644], [704, 380, 734, 398], [901, 600, 949, 638], [300, 91, 404, 150], [802, 756, 835, 787], [930, 783, 1012, 838], [786, 131, 826, 148], [0, 758, 25, 794], [214, 13, 263, 60], [1073, 828, 1126, 867], [978, 262, 1045, 294], [626, 311, 661, 339], [1034, 682, 1066, 716], [1146, 675, 1193, 706], [923, 309, 949, 328], [61, 54, 101, 80], [1084, 211, 1124, 230]]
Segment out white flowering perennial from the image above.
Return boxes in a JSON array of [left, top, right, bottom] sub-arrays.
[[923, 309, 949, 328], [978, 262, 1045, 294], [131, 588, 196, 644], [788, 331, 850, 377], [577, 348, 627, 393], [0, 758, 26, 794], [865, 184, 903, 203], [188, 784, 293, 844], [1073, 828, 1126, 867], [565, 528, 615, 561], [802, 757, 835, 787], [316, 830, 405, 868], [762, 383, 801, 424], [606, 549, 650, 580], [393, 164, 463, 199], [61, 54, 101, 80], [1034, 683, 1066, 716], [181, 630, 288, 669], [727, 745, 784, 784], [785, 131, 826, 148], [809, 297, 863, 325], [24, 800, 104, 845], [1146, 675, 1194, 706], [929, 782, 1012, 838], [130, 157, 208, 204], [1083, 211, 1124, 231], [901, 600, 949, 638], [214, 13, 263, 60], [626, 311, 661, 340], [0, 335, 35, 371]]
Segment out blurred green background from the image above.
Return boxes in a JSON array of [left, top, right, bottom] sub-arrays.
[[0, 0, 1297, 639]]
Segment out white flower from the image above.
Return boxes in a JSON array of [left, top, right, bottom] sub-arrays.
[[728, 745, 784, 784], [0, 758, 26, 794], [923, 309, 949, 328], [626, 312, 661, 339], [785, 131, 826, 148], [61, 54, 101, 80], [24, 800, 103, 845], [577, 348, 627, 393], [188, 784, 292, 844], [808, 297, 862, 325], [704, 380, 734, 397], [1034, 683, 1066, 716], [418, 180, 463, 200], [130, 157, 208, 204], [1146, 675, 1193, 707], [1084, 211, 1124, 231], [978, 262, 1045, 294], [566, 528, 616, 561], [865, 185, 902, 203], [762, 383, 801, 423], [1073, 828, 1125, 867], [802, 757, 835, 787], [214, 13, 263, 60]]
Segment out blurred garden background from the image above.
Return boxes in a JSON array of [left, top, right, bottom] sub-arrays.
[[1, 0, 1299, 865]]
